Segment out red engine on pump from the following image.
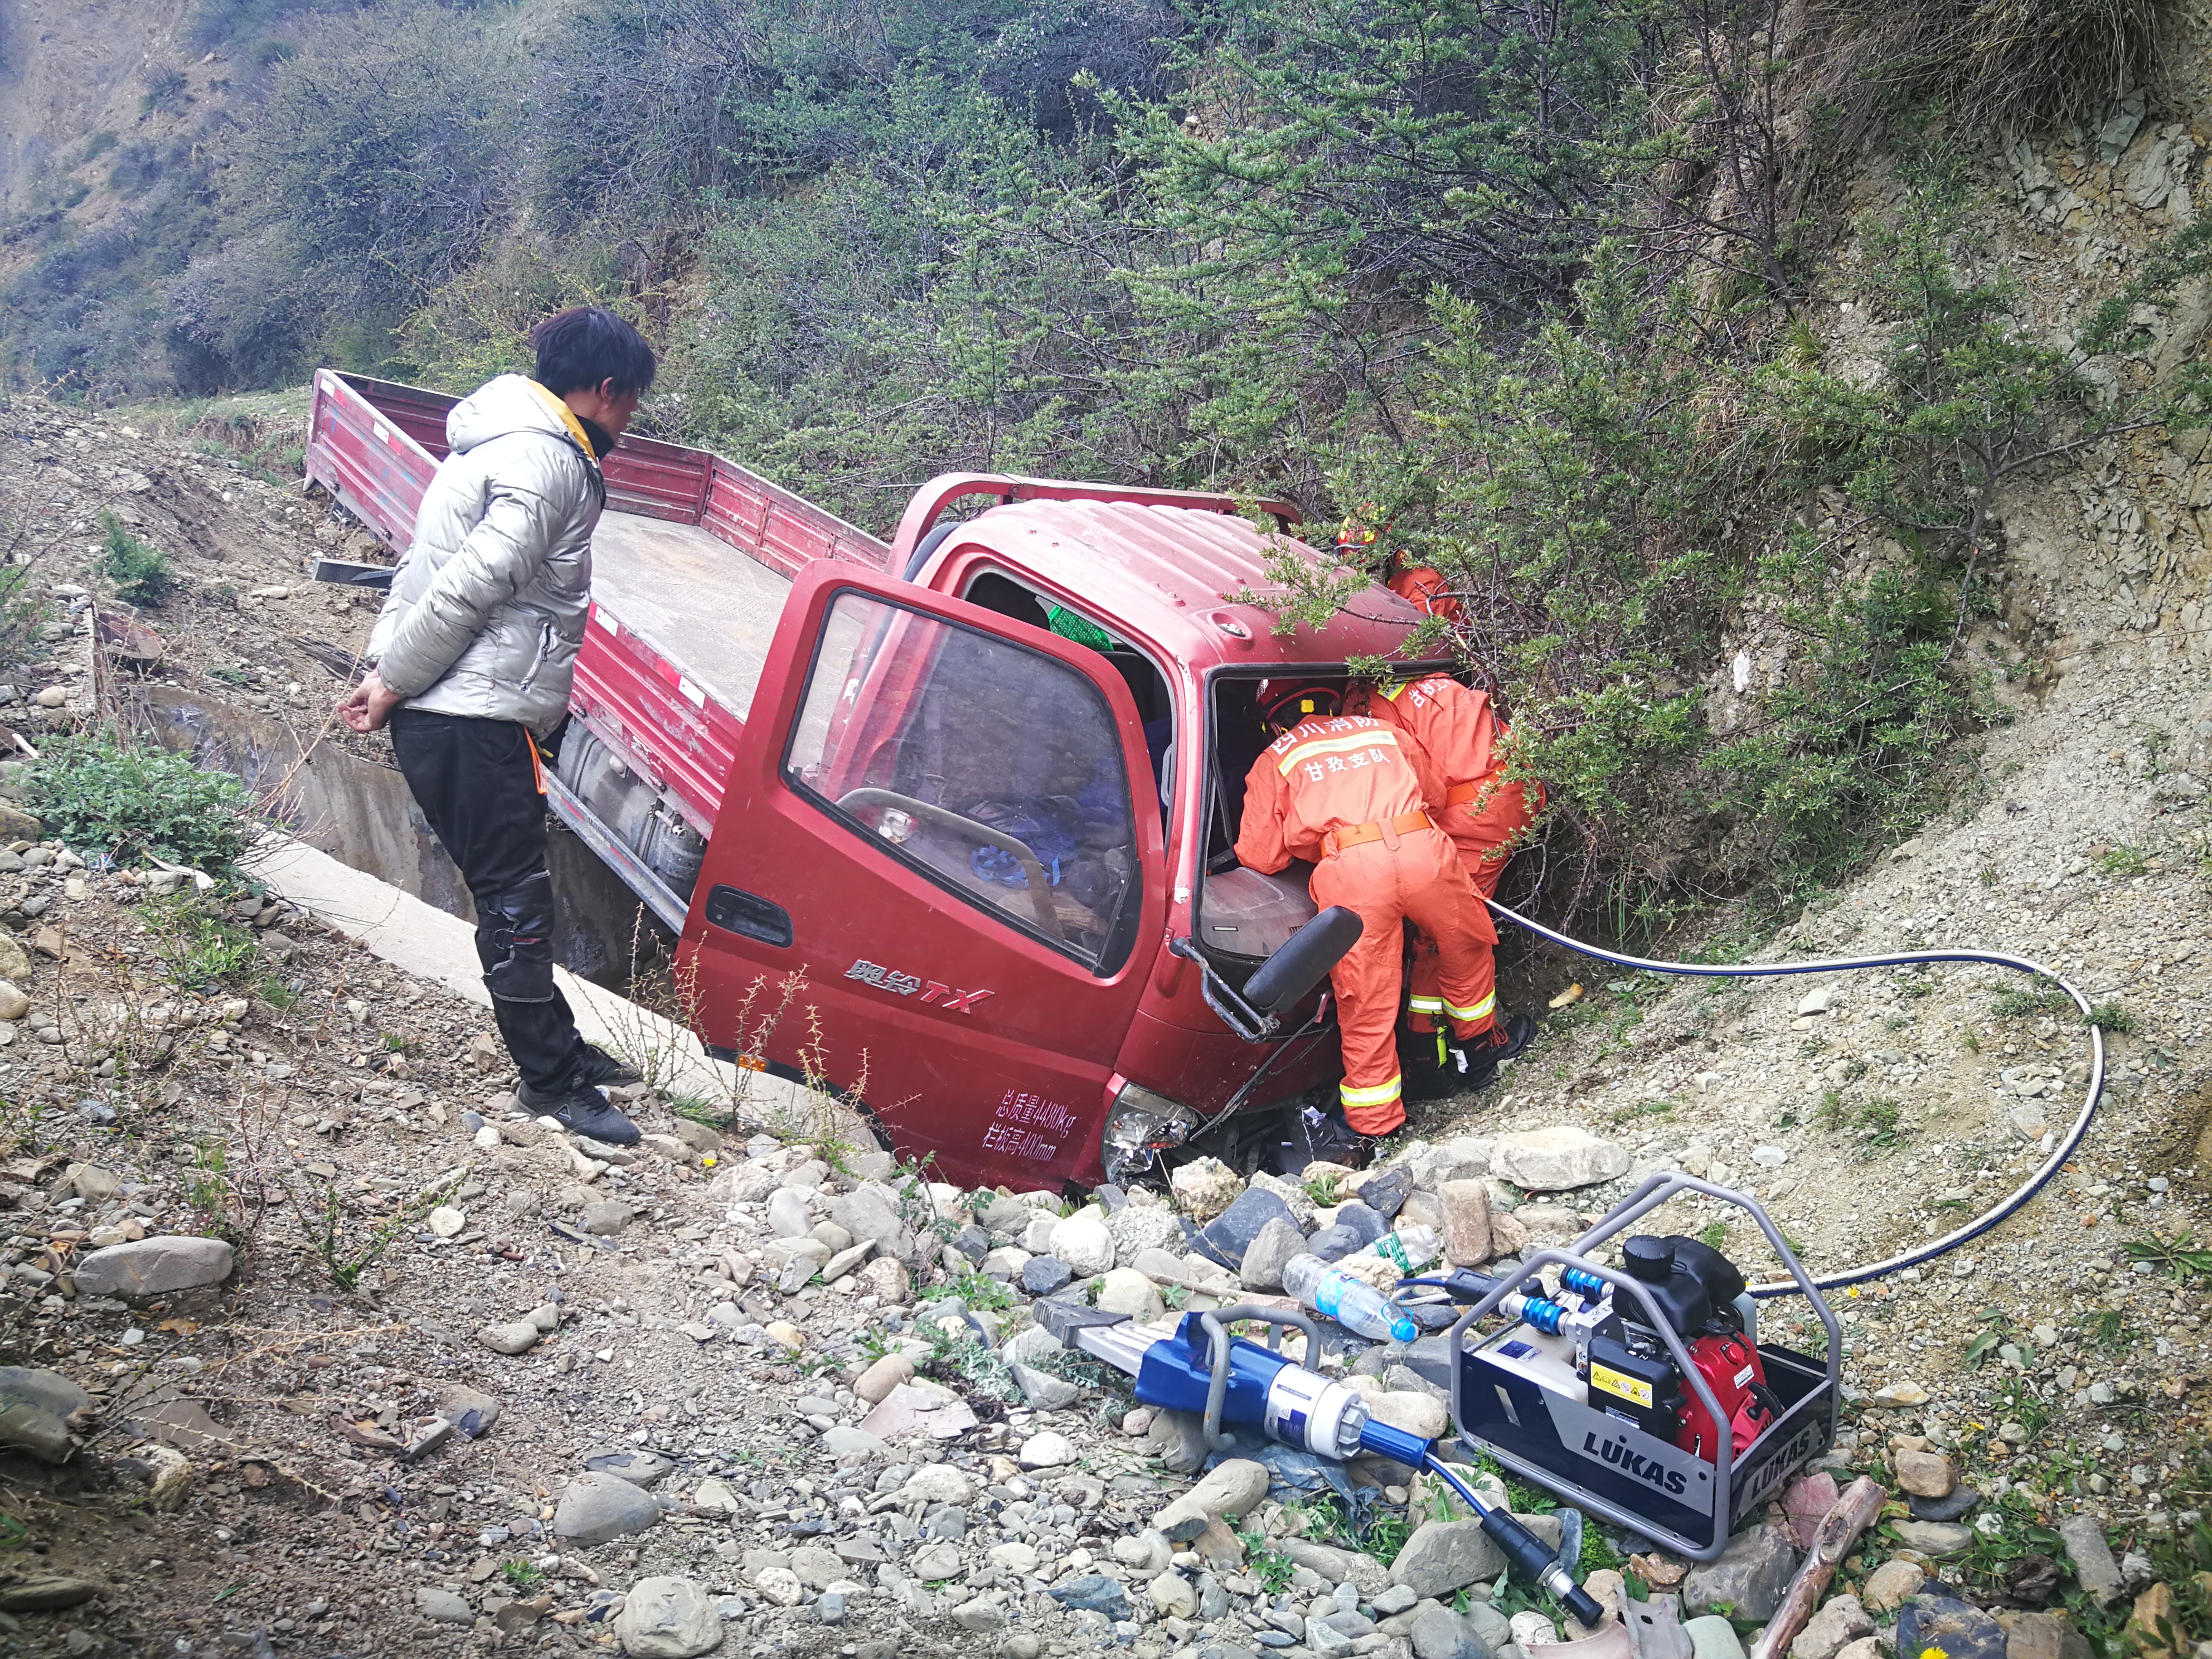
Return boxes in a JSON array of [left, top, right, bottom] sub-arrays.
[[1676, 1331, 1774, 1461]]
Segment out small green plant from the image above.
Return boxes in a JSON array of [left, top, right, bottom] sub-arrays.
[[23, 736, 254, 874], [500, 1559, 544, 1588], [294, 1172, 462, 1293], [2121, 1232, 2212, 1282], [2085, 1001, 2137, 1034], [98, 512, 178, 607], [257, 973, 300, 1010], [2093, 844, 2148, 878], [2083, 1309, 2132, 1352], [1988, 984, 2073, 1018], [1698, 1221, 1729, 1250], [1303, 1169, 1345, 1207], [1238, 1529, 1297, 1594], [945, 1268, 1014, 1314], [183, 1136, 246, 1243], [1362, 1508, 1415, 1562], [1963, 1310, 2014, 1369], [147, 899, 258, 991]]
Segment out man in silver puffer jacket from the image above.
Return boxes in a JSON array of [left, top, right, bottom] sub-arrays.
[[338, 307, 656, 1144]]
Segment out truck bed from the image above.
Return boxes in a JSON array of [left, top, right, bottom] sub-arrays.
[[589, 512, 792, 721]]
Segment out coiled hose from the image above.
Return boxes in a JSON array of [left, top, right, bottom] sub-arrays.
[[1487, 899, 2107, 1296]]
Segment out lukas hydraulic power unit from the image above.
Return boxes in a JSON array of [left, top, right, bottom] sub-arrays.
[[1429, 1174, 1842, 1560]]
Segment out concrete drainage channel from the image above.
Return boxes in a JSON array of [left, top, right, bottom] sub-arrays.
[[113, 680, 668, 991]]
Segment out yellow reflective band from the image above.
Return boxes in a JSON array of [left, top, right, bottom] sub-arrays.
[[1406, 996, 1445, 1012], [1278, 729, 1399, 774], [1340, 1076, 1404, 1107], [1380, 681, 1410, 701], [1445, 993, 1497, 1021]]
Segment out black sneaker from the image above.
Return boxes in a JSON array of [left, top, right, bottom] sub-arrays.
[[1463, 1012, 1537, 1090], [573, 1044, 644, 1090], [518, 1081, 641, 1146]]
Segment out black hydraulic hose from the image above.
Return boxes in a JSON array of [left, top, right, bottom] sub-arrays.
[[1422, 1452, 1605, 1627], [1486, 898, 2107, 1297]]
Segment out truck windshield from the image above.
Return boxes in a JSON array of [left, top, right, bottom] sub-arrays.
[[784, 590, 1139, 969]]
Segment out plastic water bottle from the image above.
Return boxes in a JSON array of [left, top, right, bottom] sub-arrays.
[[1368, 1225, 1440, 1274], [1282, 1253, 1419, 1342]]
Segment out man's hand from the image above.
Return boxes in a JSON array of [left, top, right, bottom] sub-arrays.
[[337, 671, 405, 734]]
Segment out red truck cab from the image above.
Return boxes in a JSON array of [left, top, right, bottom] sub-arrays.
[[686, 476, 1439, 1190], [303, 373, 1439, 1192]]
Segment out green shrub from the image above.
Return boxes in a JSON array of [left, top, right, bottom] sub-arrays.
[[21, 737, 255, 874], [98, 513, 178, 607]]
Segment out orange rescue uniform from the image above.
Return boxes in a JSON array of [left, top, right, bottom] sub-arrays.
[[1352, 675, 1540, 1035], [1234, 715, 1498, 1136]]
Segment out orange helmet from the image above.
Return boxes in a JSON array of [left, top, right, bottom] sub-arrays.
[[1257, 680, 1342, 731], [1389, 564, 1462, 620]]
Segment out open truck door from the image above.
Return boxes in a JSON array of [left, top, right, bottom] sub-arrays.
[[682, 562, 1168, 1190]]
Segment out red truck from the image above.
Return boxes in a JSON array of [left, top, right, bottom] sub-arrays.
[[305, 371, 1438, 1191]]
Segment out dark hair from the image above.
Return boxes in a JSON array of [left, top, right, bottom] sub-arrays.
[[530, 306, 657, 399]]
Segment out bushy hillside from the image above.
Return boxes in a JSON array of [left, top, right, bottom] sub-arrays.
[[3, 0, 2209, 932]]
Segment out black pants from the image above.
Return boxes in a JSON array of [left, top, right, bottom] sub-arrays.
[[390, 708, 590, 1094]]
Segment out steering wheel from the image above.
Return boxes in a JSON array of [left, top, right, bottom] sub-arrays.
[[835, 788, 1068, 942]]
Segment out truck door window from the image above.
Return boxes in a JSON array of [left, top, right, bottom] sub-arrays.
[[784, 590, 1141, 971]]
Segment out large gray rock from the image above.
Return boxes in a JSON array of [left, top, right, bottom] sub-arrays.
[[1278, 1537, 1389, 1597], [977, 1193, 1034, 1238], [1388, 1520, 1507, 1598], [1488, 1129, 1628, 1192], [1048, 1209, 1115, 1275], [2058, 1515, 2125, 1607], [615, 1575, 723, 1657], [1411, 1605, 1488, 1659], [0, 1367, 90, 1463], [1240, 1217, 1307, 1292], [1108, 1204, 1186, 1267], [1789, 1593, 1871, 1659], [826, 1183, 919, 1267], [552, 1472, 661, 1543], [1685, 1615, 1747, 1659], [1152, 1458, 1270, 1540], [71, 1236, 233, 1297], [1684, 1524, 1796, 1621], [416, 1587, 473, 1624], [1463, 1600, 1514, 1653], [1996, 1611, 2094, 1659], [1889, 1520, 1972, 1556]]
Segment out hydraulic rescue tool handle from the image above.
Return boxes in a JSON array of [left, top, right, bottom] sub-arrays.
[[1194, 1305, 1323, 1452]]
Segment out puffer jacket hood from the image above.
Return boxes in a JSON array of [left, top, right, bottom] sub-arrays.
[[367, 375, 605, 735]]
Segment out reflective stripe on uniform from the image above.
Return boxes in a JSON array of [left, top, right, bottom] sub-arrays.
[[1278, 729, 1400, 774], [1445, 992, 1496, 1022], [1340, 1074, 1404, 1108], [1406, 996, 1445, 1013]]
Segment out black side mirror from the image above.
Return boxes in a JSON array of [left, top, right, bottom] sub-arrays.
[[1244, 906, 1362, 1013]]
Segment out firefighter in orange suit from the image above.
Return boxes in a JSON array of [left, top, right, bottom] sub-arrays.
[[1351, 672, 1540, 1091], [1233, 682, 1498, 1138]]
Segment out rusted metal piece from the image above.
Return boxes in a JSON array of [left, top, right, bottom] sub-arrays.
[[95, 610, 164, 668]]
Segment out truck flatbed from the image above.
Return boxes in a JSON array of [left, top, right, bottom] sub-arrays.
[[589, 512, 793, 720]]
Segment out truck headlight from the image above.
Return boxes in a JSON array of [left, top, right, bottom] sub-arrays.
[[1102, 1082, 1201, 1177]]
